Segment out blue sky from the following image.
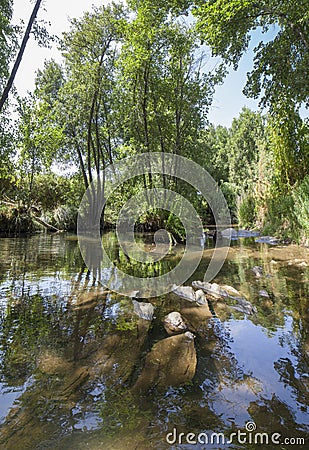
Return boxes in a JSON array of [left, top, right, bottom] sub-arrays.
[[11, 0, 290, 127]]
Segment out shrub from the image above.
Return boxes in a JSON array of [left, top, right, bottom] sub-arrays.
[[238, 194, 257, 229]]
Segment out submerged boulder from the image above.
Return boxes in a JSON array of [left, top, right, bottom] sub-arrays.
[[132, 332, 197, 394], [231, 297, 257, 315], [180, 304, 213, 331], [163, 311, 187, 335]]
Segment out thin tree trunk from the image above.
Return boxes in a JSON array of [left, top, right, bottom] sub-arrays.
[[0, 0, 43, 113]]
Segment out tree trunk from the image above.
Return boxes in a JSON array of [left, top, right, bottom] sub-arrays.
[[0, 0, 43, 113]]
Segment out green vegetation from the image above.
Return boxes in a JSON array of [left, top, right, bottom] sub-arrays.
[[0, 1, 308, 242]]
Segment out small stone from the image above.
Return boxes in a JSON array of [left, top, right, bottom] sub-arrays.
[[132, 300, 155, 321], [252, 266, 263, 277], [259, 290, 270, 298], [195, 289, 207, 306], [163, 311, 187, 335]]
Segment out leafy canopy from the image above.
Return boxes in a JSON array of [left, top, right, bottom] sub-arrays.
[[192, 0, 309, 109]]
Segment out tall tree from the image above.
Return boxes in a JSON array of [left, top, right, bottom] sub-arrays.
[[119, 3, 214, 179], [187, 0, 309, 189], [0, 0, 43, 113]]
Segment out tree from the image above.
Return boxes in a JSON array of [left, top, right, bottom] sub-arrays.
[[187, 0, 309, 191], [57, 3, 126, 190], [268, 100, 309, 188], [0, 0, 44, 113], [119, 2, 214, 188], [0, 0, 15, 90], [17, 95, 64, 205], [228, 107, 266, 193], [191, 0, 309, 110]]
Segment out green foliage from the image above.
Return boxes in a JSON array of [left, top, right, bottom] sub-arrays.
[[201, 108, 268, 224], [22, 173, 78, 211], [119, 3, 214, 161], [0, 0, 15, 87], [17, 96, 64, 203], [192, 0, 309, 109], [263, 175, 309, 243], [268, 103, 309, 189], [219, 181, 238, 221], [202, 125, 230, 183], [238, 194, 257, 229], [292, 175, 309, 239], [0, 112, 17, 196], [0, 204, 35, 234], [228, 108, 266, 193]]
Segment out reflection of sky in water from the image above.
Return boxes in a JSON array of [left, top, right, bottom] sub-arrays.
[[0, 377, 34, 425], [0, 385, 21, 423], [208, 317, 308, 427], [0, 277, 73, 300]]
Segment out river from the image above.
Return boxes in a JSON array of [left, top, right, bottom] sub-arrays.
[[0, 232, 308, 449]]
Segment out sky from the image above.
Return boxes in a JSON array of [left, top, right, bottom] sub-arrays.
[[12, 0, 267, 127]]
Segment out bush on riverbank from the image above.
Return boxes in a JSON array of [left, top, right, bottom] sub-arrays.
[[262, 175, 309, 244], [0, 204, 35, 234]]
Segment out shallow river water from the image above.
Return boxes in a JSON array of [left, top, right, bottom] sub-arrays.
[[0, 232, 308, 449]]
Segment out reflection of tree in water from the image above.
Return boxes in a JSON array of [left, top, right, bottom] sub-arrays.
[[0, 234, 308, 448], [248, 393, 308, 441], [274, 357, 309, 411]]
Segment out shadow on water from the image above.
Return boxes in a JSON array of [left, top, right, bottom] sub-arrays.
[[0, 232, 308, 449]]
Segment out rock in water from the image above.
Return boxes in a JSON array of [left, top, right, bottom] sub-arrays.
[[192, 281, 257, 315], [132, 332, 196, 394], [192, 281, 238, 300], [164, 311, 187, 335], [132, 300, 155, 321], [195, 289, 208, 306], [231, 297, 257, 315], [172, 284, 207, 306], [252, 266, 263, 277], [172, 284, 196, 302]]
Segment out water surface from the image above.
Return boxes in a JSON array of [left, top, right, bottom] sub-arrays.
[[0, 233, 308, 449]]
